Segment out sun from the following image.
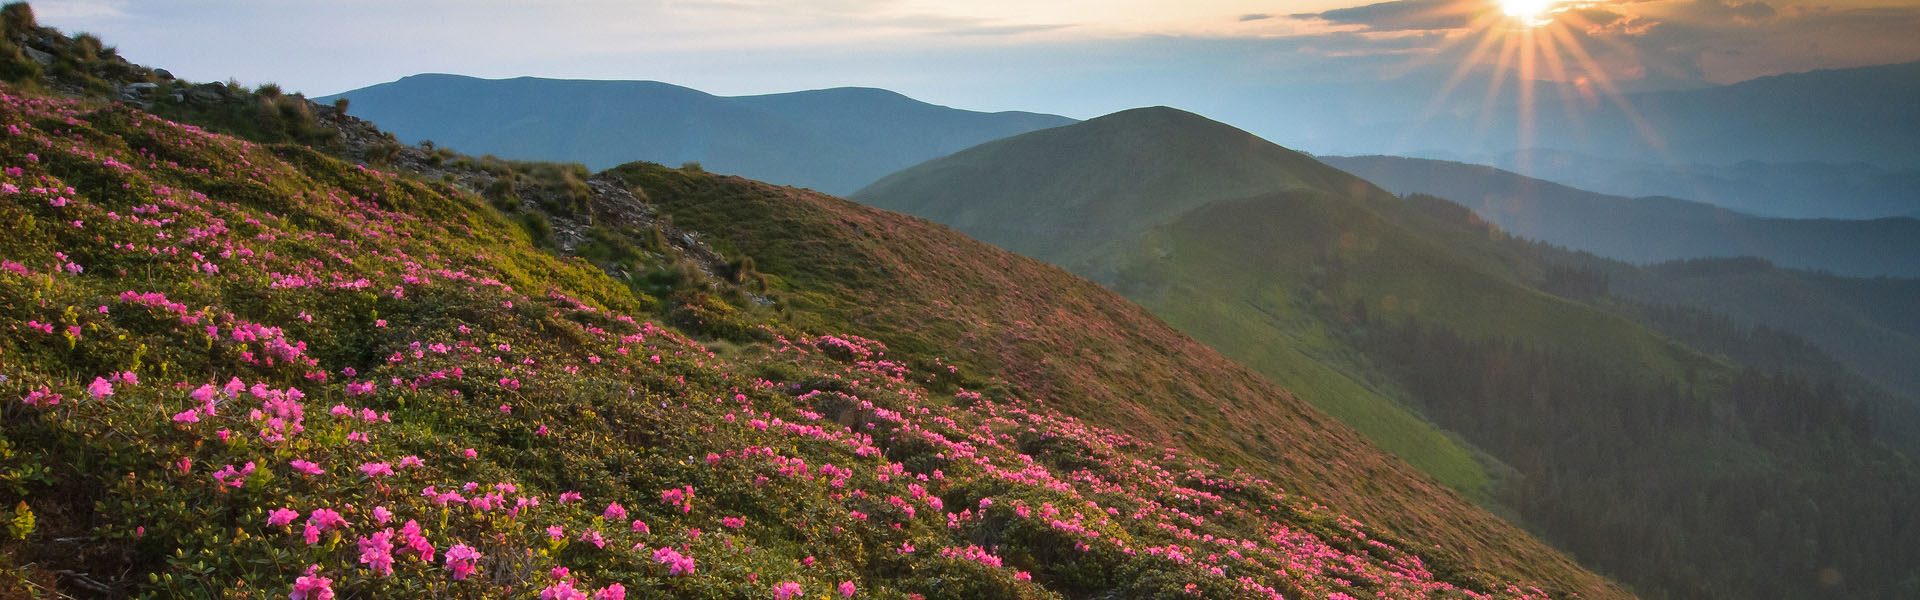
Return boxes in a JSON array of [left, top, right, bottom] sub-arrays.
[[1500, 0, 1558, 24]]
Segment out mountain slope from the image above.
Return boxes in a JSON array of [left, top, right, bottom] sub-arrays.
[[1318, 155, 1920, 402], [316, 74, 1074, 195], [1321, 154, 1920, 277], [0, 7, 1622, 598], [855, 106, 1920, 599]]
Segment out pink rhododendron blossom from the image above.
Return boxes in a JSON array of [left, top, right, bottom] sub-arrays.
[[268, 508, 300, 527], [773, 582, 803, 599], [840, 581, 857, 597], [444, 543, 482, 580], [289, 459, 324, 476], [289, 565, 334, 600], [398, 520, 434, 561], [358, 529, 396, 576], [592, 583, 626, 600], [652, 546, 696, 575], [540, 581, 585, 600]]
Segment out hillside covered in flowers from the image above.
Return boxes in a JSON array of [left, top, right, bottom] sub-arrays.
[[0, 9, 1624, 599]]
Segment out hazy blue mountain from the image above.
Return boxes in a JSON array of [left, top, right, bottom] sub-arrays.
[[1321, 155, 1920, 277], [1476, 150, 1920, 219], [317, 74, 1075, 195]]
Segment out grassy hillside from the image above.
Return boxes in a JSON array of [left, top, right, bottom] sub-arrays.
[[0, 5, 1625, 598], [608, 161, 1618, 595], [854, 106, 1920, 598], [316, 75, 1074, 196], [1321, 154, 1920, 278]]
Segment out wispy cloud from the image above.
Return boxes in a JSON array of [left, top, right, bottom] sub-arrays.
[[1293, 0, 1486, 32]]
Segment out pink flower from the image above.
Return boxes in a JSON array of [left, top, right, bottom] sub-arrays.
[[540, 581, 586, 600], [308, 508, 349, 533], [444, 543, 482, 580], [630, 520, 650, 534], [720, 516, 745, 529], [773, 582, 804, 599], [652, 546, 696, 575], [603, 502, 627, 521], [373, 506, 394, 525], [579, 529, 606, 548], [398, 455, 426, 469], [289, 565, 334, 600], [359, 462, 395, 478], [87, 377, 114, 398], [289, 459, 325, 476], [172, 409, 201, 423], [592, 583, 626, 600], [268, 508, 300, 527], [358, 529, 396, 576], [558, 491, 582, 504], [839, 581, 857, 598], [462, 448, 477, 459], [1015, 571, 1032, 582], [190, 384, 218, 404], [548, 525, 565, 540], [21, 386, 60, 407], [399, 520, 434, 561], [213, 461, 256, 488]]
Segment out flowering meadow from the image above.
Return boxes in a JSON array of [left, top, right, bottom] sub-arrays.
[[0, 67, 1599, 598]]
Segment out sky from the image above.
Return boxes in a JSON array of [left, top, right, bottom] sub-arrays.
[[28, 0, 1920, 154]]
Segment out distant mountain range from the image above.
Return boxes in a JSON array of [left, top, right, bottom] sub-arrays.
[[1320, 155, 1920, 277], [1461, 150, 1920, 220], [317, 74, 1075, 195], [855, 106, 1920, 598]]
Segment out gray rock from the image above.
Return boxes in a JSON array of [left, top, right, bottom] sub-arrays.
[[153, 68, 173, 80], [20, 45, 51, 67], [186, 83, 225, 104]]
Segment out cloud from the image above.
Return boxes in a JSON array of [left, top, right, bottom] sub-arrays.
[[1670, 0, 1776, 22], [1293, 0, 1486, 32], [1238, 13, 1274, 22]]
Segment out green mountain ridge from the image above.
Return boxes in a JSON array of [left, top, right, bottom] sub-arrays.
[[1317, 155, 1920, 404], [315, 74, 1076, 196], [1319, 154, 1920, 278], [855, 106, 1920, 598]]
